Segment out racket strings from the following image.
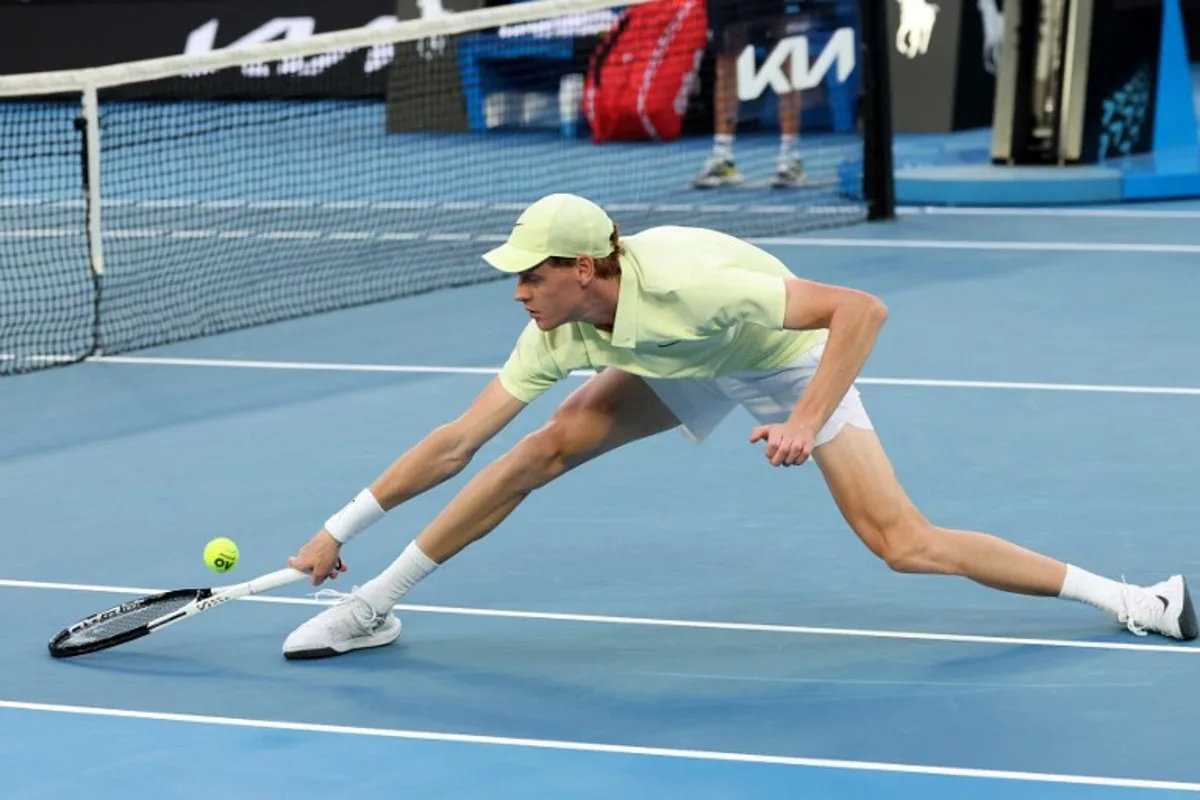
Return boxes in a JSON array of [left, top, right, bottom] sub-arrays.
[[64, 594, 196, 646]]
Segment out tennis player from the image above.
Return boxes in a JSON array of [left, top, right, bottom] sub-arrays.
[[282, 193, 1197, 658]]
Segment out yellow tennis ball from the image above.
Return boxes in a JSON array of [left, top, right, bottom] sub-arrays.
[[204, 537, 239, 573]]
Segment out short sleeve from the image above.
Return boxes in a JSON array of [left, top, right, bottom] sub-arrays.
[[497, 322, 570, 403]]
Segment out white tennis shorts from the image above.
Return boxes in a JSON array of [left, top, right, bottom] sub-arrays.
[[642, 336, 874, 446]]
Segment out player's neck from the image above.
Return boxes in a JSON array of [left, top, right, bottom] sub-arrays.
[[579, 275, 620, 332]]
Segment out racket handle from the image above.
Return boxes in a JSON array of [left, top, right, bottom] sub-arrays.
[[246, 567, 308, 595]]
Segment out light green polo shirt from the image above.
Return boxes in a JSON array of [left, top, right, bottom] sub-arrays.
[[497, 225, 825, 404]]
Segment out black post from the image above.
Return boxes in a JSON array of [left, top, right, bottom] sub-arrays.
[[857, 0, 895, 221]]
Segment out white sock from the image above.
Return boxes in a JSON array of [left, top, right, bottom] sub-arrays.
[[713, 134, 734, 161], [356, 541, 438, 614], [1058, 564, 1129, 619], [779, 134, 799, 161]]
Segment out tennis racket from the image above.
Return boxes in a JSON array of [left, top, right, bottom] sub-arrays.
[[48, 567, 309, 658]]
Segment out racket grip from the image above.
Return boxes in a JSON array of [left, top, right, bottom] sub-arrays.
[[246, 567, 309, 595]]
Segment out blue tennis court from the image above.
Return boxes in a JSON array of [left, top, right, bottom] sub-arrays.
[[3, 196, 1200, 797]]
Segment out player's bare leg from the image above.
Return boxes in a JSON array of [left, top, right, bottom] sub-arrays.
[[412, 369, 679, 564], [812, 425, 1197, 640]]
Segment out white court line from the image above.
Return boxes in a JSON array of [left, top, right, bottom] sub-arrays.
[[2, 577, 1196, 655], [0, 353, 77, 364], [634, 670, 1147, 690], [754, 237, 1200, 253], [858, 376, 1200, 396], [1, 700, 1197, 792], [900, 205, 1200, 220], [90, 356, 507, 375], [84, 355, 1200, 397]]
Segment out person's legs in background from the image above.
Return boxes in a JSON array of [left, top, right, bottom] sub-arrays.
[[693, 0, 746, 188], [694, 0, 810, 189]]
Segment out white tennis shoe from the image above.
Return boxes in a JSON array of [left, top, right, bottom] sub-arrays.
[[283, 588, 401, 659], [1119, 575, 1198, 641]]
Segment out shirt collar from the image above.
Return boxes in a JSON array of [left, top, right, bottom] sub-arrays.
[[608, 252, 639, 348]]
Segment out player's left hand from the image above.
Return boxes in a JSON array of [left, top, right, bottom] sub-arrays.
[[750, 420, 817, 467]]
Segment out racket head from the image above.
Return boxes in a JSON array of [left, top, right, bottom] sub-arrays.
[[48, 588, 208, 658]]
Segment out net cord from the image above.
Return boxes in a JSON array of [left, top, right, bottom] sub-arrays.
[[0, 0, 654, 97]]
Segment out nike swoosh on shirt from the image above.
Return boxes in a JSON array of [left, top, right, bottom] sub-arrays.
[[656, 341, 683, 348]]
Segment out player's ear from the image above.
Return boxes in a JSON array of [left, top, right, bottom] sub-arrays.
[[575, 254, 597, 285]]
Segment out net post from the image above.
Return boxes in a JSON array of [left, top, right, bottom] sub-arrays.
[[856, 0, 895, 221], [81, 85, 105, 279]]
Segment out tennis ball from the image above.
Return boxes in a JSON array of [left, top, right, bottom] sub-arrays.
[[204, 537, 239, 573]]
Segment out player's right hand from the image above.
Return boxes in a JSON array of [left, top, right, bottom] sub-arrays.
[[287, 530, 347, 586]]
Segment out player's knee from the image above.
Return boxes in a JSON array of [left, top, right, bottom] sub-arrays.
[[511, 412, 600, 488], [883, 525, 945, 575], [881, 528, 937, 573], [510, 427, 566, 489], [866, 519, 940, 574]]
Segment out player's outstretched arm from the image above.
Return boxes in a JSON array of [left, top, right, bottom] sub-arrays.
[[288, 378, 526, 583], [369, 378, 526, 511]]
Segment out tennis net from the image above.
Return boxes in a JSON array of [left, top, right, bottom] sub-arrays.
[[0, 0, 892, 375]]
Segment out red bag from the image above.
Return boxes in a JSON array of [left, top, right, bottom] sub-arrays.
[[583, 0, 708, 143]]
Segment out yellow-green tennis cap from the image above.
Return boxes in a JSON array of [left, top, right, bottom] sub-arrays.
[[483, 194, 614, 274]]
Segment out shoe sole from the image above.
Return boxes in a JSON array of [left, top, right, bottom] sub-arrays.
[[1179, 576, 1198, 641], [284, 621, 402, 660], [770, 169, 807, 189], [284, 647, 342, 660]]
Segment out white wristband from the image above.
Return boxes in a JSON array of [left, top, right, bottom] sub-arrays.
[[324, 488, 385, 544]]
